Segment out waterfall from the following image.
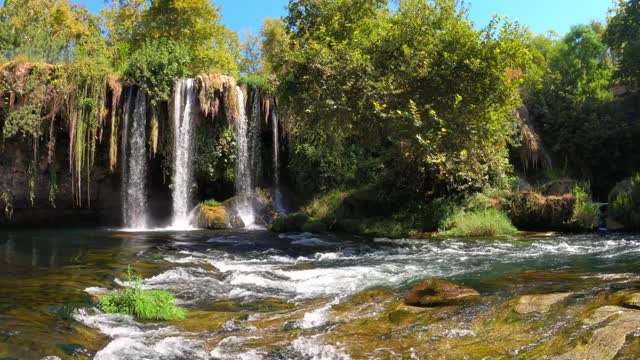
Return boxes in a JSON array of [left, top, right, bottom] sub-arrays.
[[170, 79, 197, 229], [272, 108, 285, 213], [234, 86, 261, 229], [121, 88, 149, 229]]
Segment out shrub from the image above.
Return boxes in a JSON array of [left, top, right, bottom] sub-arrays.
[[609, 174, 640, 230], [200, 199, 222, 207], [569, 182, 599, 231], [504, 192, 575, 231], [100, 267, 186, 321], [439, 208, 518, 238]]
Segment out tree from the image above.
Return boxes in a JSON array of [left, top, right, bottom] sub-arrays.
[[267, 0, 528, 195], [137, 0, 241, 75], [604, 0, 640, 87]]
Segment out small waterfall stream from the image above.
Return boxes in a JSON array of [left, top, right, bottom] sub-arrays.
[[170, 79, 197, 229], [272, 108, 285, 213], [121, 88, 149, 229], [234, 86, 261, 228]]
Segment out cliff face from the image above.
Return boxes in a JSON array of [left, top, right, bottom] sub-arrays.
[[0, 63, 280, 228], [0, 140, 122, 227]]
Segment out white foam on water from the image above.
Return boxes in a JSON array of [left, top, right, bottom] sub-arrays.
[[210, 336, 265, 360], [74, 310, 208, 360], [290, 336, 351, 360]]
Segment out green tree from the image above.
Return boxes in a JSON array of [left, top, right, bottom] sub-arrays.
[[604, 0, 640, 87], [137, 0, 241, 75], [267, 0, 528, 196]]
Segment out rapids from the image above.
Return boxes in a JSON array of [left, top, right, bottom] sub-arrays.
[[2, 230, 640, 358]]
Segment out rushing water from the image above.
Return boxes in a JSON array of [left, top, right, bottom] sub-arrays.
[[234, 87, 261, 229], [171, 79, 198, 230], [2, 229, 640, 359], [121, 89, 149, 230], [271, 108, 284, 213]]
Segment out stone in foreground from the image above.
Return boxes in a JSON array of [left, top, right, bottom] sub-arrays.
[[404, 279, 480, 307], [514, 293, 571, 314]]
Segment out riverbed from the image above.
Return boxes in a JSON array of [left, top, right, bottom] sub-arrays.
[[1, 229, 640, 359]]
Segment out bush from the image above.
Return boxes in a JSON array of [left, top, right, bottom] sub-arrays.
[[504, 192, 575, 231], [569, 183, 599, 231], [609, 174, 640, 230], [439, 208, 518, 238], [100, 267, 186, 321]]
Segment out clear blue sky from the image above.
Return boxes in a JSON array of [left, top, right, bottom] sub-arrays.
[[73, 0, 612, 36]]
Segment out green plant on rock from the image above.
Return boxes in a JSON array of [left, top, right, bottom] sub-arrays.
[[569, 182, 599, 231], [609, 173, 640, 230], [100, 266, 186, 321]]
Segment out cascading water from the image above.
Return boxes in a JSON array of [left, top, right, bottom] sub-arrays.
[[121, 88, 149, 229], [234, 86, 261, 229], [170, 79, 197, 229], [271, 108, 285, 213]]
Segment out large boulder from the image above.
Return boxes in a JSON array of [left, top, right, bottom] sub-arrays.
[[404, 279, 480, 307], [196, 204, 227, 229]]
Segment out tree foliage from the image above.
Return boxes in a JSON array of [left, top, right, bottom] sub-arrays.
[[604, 0, 640, 87], [265, 0, 528, 196]]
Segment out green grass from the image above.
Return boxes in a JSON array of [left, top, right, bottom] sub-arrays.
[[200, 199, 222, 207], [99, 267, 186, 321], [439, 208, 518, 238]]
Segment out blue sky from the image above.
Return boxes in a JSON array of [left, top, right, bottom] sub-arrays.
[[74, 0, 612, 37]]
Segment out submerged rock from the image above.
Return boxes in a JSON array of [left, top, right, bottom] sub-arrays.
[[556, 306, 640, 360], [404, 279, 480, 307], [514, 293, 571, 314]]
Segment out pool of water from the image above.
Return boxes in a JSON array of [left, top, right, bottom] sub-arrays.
[[1, 229, 640, 358]]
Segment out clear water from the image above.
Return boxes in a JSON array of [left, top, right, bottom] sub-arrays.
[[1, 230, 640, 358]]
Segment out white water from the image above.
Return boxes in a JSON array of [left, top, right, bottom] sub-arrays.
[[235, 87, 260, 229], [76, 232, 640, 359], [170, 79, 198, 230], [121, 89, 149, 229]]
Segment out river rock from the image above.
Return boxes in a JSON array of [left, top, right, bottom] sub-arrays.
[[622, 293, 640, 309], [404, 279, 480, 307], [197, 204, 227, 229], [555, 306, 640, 360], [514, 293, 571, 314]]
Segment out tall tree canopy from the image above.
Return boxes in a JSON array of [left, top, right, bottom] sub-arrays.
[[264, 0, 529, 196]]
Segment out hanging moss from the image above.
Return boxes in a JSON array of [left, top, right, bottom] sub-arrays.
[[149, 103, 159, 157], [107, 75, 123, 172]]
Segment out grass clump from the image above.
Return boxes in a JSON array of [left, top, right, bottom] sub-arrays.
[[569, 182, 599, 231], [439, 208, 517, 238], [100, 266, 186, 321], [200, 199, 223, 207]]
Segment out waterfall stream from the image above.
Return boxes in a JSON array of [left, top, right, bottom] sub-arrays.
[[272, 108, 284, 213], [234, 86, 260, 228], [170, 79, 197, 229], [121, 88, 149, 229]]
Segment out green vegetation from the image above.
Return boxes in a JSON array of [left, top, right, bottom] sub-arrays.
[[0, 0, 639, 232], [200, 199, 222, 207], [569, 183, 599, 231], [100, 267, 186, 321], [609, 174, 640, 230], [439, 208, 518, 238]]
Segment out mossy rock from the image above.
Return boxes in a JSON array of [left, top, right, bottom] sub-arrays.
[[388, 310, 416, 325], [514, 293, 571, 314], [622, 293, 640, 309], [270, 212, 309, 232], [404, 279, 480, 307], [197, 204, 227, 229]]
